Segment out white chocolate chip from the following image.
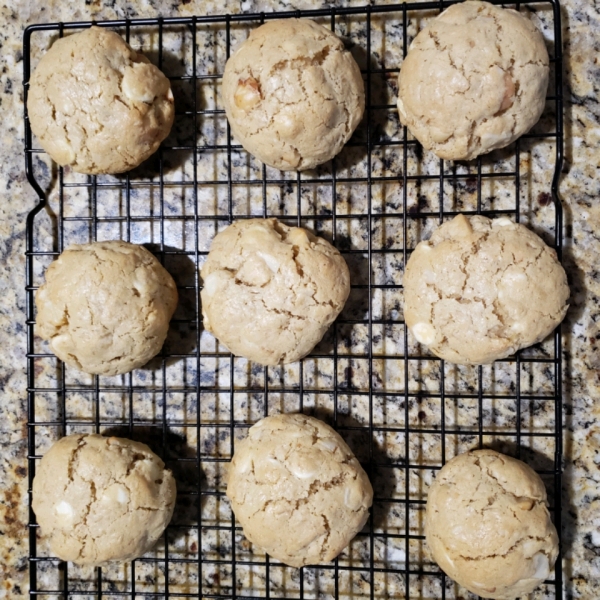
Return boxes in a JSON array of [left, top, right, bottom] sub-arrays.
[[50, 334, 72, 354], [273, 110, 302, 138], [235, 452, 253, 474], [256, 251, 280, 273], [101, 483, 130, 505], [317, 438, 339, 453], [397, 96, 407, 120], [494, 217, 514, 227], [117, 486, 129, 504], [531, 552, 550, 581], [412, 322, 436, 345], [53, 139, 75, 165], [202, 271, 233, 297], [288, 459, 316, 480], [122, 64, 156, 103], [344, 483, 363, 511]]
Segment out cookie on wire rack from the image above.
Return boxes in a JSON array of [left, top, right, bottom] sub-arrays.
[[426, 449, 559, 599], [226, 413, 373, 567], [32, 434, 176, 565], [403, 214, 569, 365], [200, 218, 350, 365], [27, 26, 174, 174], [397, 1, 549, 160], [221, 18, 364, 171], [36, 240, 178, 376]]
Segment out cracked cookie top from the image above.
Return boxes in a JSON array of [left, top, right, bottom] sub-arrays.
[[32, 434, 176, 565], [226, 414, 373, 567], [397, 1, 549, 160], [27, 26, 174, 174], [221, 18, 364, 171], [403, 214, 569, 365], [425, 449, 558, 599], [200, 218, 350, 365], [36, 240, 178, 375]]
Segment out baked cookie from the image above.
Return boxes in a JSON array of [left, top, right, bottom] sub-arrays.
[[403, 214, 569, 364], [27, 26, 174, 174], [201, 218, 350, 365], [32, 434, 176, 565], [397, 1, 549, 160], [222, 18, 364, 171], [36, 240, 178, 376], [226, 414, 373, 567], [426, 449, 558, 599]]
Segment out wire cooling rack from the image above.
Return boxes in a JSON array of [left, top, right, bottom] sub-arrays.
[[24, 1, 564, 598]]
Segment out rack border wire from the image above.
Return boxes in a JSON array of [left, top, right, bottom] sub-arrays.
[[23, 1, 564, 598]]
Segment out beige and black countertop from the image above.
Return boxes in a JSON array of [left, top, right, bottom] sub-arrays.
[[0, 0, 599, 597]]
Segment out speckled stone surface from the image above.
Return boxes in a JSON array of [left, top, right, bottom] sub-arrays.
[[0, 0, 599, 598]]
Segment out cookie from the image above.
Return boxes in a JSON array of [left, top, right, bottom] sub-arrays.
[[426, 449, 559, 599], [36, 240, 178, 376], [226, 414, 373, 567], [32, 434, 176, 565], [403, 214, 569, 365], [397, 1, 549, 160], [222, 18, 364, 171], [200, 218, 350, 365], [27, 26, 174, 174]]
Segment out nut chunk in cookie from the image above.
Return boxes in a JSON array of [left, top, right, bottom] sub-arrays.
[[221, 18, 364, 171], [32, 434, 176, 565], [403, 214, 569, 365], [200, 218, 350, 365], [27, 26, 174, 174], [227, 414, 373, 567]]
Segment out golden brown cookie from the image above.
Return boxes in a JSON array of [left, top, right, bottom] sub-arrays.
[[426, 449, 559, 599], [226, 414, 373, 567], [403, 214, 569, 365], [32, 434, 176, 565], [397, 1, 549, 160], [222, 18, 364, 170], [200, 218, 350, 365], [27, 26, 174, 174], [36, 240, 178, 375]]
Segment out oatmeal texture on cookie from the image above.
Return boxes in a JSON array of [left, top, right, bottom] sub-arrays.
[[36, 240, 178, 376], [221, 18, 364, 171], [32, 434, 176, 565], [397, 1, 549, 160], [426, 449, 558, 599], [226, 414, 373, 567], [403, 214, 569, 365], [27, 26, 174, 174], [200, 218, 350, 365]]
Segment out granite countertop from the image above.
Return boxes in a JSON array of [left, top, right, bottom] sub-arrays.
[[0, 0, 599, 598]]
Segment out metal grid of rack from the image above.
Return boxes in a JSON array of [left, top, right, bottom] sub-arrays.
[[24, 1, 564, 598]]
